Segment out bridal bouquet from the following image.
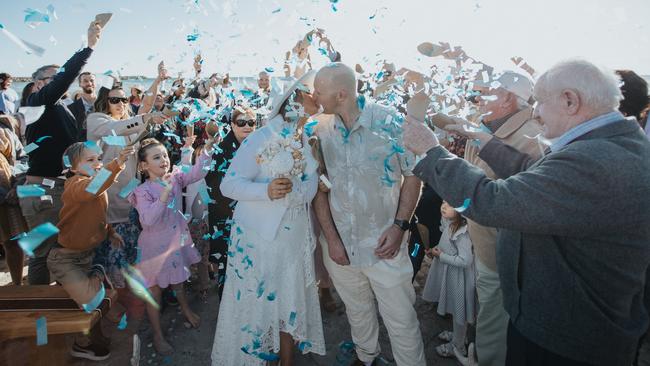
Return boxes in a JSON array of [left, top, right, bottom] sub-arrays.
[[256, 131, 306, 179]]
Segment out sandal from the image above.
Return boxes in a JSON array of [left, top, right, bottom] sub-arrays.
[[435, 342, 455, 358], [437, 330, 453, 342]]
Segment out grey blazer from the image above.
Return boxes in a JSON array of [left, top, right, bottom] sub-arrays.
[[413, 118, 650, 366]]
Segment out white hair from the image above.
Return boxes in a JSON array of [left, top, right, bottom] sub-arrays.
[[534, 59, 622, 112]]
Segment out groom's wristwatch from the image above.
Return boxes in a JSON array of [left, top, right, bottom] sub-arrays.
[[393, 219, 409, 231]]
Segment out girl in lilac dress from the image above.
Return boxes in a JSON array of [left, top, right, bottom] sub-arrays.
[[128, 136, 215, 355]]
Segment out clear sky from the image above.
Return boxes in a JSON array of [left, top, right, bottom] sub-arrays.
[[1, 0, 649, 78]]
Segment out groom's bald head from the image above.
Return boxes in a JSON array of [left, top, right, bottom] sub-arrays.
[[314, 63, 357, 114]]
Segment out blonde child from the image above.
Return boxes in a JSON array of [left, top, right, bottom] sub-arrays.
[[422, 201, 476, 359], [128, 137, 214, 355], [47, 142, 135, 361]]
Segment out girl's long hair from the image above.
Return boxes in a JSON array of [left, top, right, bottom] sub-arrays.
[[449, 212, 467, 235]]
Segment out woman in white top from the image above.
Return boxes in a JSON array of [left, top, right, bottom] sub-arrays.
[[211, 71, 325, 366], [86, 86, 167, 289]]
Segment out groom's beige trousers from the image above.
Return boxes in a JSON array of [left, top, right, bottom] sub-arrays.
[[322, 242, 426, 366]]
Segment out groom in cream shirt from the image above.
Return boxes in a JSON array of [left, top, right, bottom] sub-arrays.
[[312, 63, 425, 366]]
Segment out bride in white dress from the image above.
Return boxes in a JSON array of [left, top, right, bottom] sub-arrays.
[[211, 71, 325, 365]]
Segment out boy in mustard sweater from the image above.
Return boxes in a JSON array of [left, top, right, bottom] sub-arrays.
[[46, 141, 134, 361]]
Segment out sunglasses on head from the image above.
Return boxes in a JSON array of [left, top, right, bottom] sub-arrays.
[[234, 119, 256, 127], [108, 97, 129, 104]]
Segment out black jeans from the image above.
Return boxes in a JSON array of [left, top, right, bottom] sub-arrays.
[[506, 322, 594, 366]]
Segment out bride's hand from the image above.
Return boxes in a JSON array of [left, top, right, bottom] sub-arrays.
[[267, 178, 293, 200]]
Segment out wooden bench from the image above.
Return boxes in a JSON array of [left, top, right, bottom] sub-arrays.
[[0, 285, 116, 365]]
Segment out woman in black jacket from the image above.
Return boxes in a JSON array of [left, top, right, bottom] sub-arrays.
[[205, 106, 256, 300]]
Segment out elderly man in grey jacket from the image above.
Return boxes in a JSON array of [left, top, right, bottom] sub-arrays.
[[403, 59, 650, 366]]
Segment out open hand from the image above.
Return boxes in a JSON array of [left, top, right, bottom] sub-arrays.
[[117, 145, 136, 165], [403, 117, 439, 156]]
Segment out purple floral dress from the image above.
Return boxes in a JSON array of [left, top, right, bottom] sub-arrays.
[[127, 151, 211, 288]]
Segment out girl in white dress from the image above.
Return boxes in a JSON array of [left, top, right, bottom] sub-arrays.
[[211, 71, 325, 366]]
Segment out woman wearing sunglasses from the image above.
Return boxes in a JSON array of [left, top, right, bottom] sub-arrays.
[[205, 106, 257, 300], [86, 86, 168, 294]]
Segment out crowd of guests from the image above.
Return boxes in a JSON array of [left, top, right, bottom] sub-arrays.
[[0, 15, 649, 366]]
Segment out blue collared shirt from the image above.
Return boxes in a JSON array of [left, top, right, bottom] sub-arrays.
[[550, 111, 625, 152]]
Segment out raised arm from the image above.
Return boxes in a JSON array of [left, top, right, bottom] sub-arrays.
[[28, 48, 93, 107], [413, 146, 619, 237], [65, 159, 124, 202], [28, 20, 102, 107], [478, 138, 538, 179], [138, 61, 168, 114]]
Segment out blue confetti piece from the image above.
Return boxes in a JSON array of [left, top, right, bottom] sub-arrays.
[[236, 290, 241, 300], [121, 266, 159, 309], [256, 280, 265, 298], [264, 67, 274, 73], [35, 135, 51, 143], [117, 313, 128, 330], [23, 142, 39, 154], [63, 155, 71, 167], [82, 284, 105, 313], [198, 185, 213, 205], [298, 341, 312, 352], [24, 8, 50, 25], [257, 352, 280, 361], [86, 168, 112, 195], [119, 178, 140, 198], [411, 243, 420, 257], [304, 120, 318, 137], [167, 197, 176, 209], [236, 226, 243, 235], [455, 198, 471, 213], [357, 95, 366, 110], [36, 316, 47, 346], [18, 222, 58, 257], [267, 292, 276, 301], [84, 140, 102, 154], [288, 311, 297, 326], [186, 31, 200, 42], [102, 135, 127, 147], [163, 132, 182, 144], [17, 184, 46, 198]]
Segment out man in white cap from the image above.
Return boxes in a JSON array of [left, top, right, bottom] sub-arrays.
[[443, 71, 543, 365], [312, 63, 425, 366]]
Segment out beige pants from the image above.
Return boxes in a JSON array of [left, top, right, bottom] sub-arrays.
[[475, 258, 509, 366], [322, 242, 426, 366], [47, 247, 103, 307]]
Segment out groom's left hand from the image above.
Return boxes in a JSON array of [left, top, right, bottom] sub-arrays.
[[375, 225, 405, 259]]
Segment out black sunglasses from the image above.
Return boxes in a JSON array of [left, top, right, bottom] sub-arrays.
[[108, 97, 129, 104], [234, 119, 256, 127]]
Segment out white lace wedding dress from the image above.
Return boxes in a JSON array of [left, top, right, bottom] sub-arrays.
[[211, 117, 325, 365]]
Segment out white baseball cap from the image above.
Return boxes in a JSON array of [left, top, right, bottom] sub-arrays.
[[477, 70, 534, 102]]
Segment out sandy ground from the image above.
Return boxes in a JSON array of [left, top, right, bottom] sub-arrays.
[[2, 257, 649, 366], [1, 257, 462, 365]]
